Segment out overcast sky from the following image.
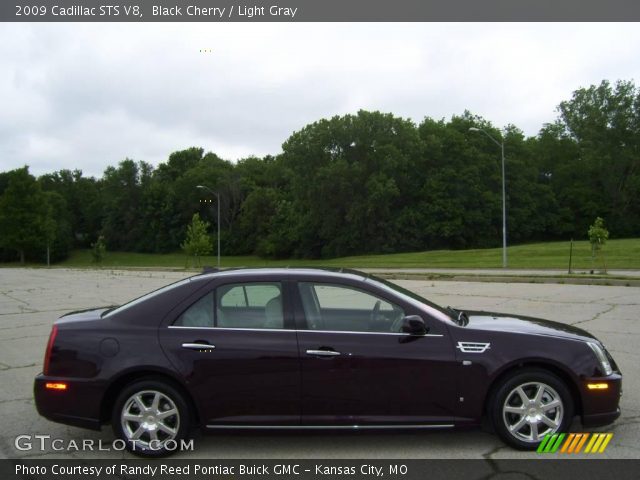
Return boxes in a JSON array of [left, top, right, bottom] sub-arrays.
[[1, 23, 640, 177]]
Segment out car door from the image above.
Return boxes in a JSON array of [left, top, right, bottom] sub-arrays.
[[159, 279, 300, 426], [294, 280, 458, 426]]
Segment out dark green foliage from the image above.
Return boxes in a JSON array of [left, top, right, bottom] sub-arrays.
[[557, 80, 640, 238], [280, 110, 422, 258], [41, 190, 72, 263], [1, 79, 639, 264], [39, 169, 102, 248], [0, 167, 52, 263]]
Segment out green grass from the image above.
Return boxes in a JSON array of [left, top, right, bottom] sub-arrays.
[[11, 238, 636, 270]]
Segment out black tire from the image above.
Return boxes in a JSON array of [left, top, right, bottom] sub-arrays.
[[111, 378, 191, 457], [489, 368, 574, 450]]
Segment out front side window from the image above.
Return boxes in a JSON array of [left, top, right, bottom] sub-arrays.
[[298, 282, 404, 333]]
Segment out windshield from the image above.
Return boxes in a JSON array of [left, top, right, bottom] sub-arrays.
[[102, 278, 192, 317], [363, 275, 451, 316]]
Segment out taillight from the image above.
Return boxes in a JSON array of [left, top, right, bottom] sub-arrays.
[[43, 325, 58, 375]]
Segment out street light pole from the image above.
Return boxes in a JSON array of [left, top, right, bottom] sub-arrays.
[[500, 140, 506, 269], [196, 185, 221, 268], [469, 127, 507, 268]]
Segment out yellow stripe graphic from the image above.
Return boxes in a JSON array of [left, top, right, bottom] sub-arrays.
[[584, 433, 599, 453], [598, 433, 613, 453], [592, 433, 607, 453]]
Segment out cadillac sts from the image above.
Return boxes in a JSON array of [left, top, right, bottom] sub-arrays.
[[34, 268, 622, 456]]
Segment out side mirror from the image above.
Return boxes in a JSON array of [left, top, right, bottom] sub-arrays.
[[401, 315, 428, 335]]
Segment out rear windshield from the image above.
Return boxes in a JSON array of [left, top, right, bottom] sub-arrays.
[[102, 278, 192, 317]]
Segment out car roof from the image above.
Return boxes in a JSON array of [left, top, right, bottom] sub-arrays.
[[191, 267, 370, 283]]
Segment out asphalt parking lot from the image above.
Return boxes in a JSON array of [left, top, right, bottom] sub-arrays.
[[0, 268, 638, 459]]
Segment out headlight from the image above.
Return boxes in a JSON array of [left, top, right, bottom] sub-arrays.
[[588, 342, 613, 376]]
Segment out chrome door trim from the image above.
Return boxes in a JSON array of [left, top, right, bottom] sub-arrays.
[[169, 325, 293, 332], [168, 325, 443, 337]]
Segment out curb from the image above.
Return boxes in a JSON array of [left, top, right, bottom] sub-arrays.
[[375, 272, 640, 287]]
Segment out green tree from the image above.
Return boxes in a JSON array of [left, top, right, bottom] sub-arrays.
[[91, 235, 107, 264], [39, 190, 73, 263], [419, 113, 502, 249], [530, 122, 582, 237], [230, 155, 291, 255], [588, 217, 609, 273], [170, 151, 232, 252], [557, 80, 640, 237], [181, 213, 212, 267], [0, 167, 48, 264], [100, 159, 152, 251], [39, 169, 102, 248], [281, 110, 422, 258]]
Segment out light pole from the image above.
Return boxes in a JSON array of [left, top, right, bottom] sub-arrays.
[[469, 127, 507, 268], [196, 185, 221, 268]]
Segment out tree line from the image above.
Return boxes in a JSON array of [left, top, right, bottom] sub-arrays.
[[1, 79, 639, 264]]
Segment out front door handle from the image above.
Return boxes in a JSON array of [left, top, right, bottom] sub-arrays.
[[306, 349, 341, 357], [182, 342, 216, 351]]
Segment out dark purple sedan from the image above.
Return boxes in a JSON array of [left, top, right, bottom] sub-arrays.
[[34, 268, 621, 456]]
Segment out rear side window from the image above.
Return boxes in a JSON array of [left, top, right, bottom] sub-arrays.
[[219, 283, 281, 307], [217, 282, 283, 329], [174, 292, 214, 327], [172, 283, 284, 330]]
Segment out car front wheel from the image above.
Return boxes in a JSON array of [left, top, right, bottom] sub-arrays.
[[112, 378, 190, 457], [490, 369, 574, 450]]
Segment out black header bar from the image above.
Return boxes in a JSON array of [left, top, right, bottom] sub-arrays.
[[3, 0, 640, 22]]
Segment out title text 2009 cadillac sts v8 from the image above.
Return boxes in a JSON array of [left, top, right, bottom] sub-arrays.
[[34, 268, 621, 456]]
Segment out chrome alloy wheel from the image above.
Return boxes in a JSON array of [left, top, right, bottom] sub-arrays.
[[502, 381, 563, 443], [120, 390, 180, 448]]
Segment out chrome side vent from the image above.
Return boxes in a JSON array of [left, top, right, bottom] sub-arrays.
[[456, 342, 490, 353]]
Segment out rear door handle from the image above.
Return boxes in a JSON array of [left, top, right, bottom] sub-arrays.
[[306, 349, 341, 357], [182, 343, 216, 351]]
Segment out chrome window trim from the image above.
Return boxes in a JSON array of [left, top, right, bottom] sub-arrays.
[[168, 325, 289, 332], [206, 424, 454, 430], [167, 325, 444, 337]]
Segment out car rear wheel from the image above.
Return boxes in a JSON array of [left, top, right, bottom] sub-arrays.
[[112, 379, 190, 457], [490, 369, 574, 450]]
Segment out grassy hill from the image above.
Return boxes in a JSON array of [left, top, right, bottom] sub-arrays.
[[45, 238, 640, 270]]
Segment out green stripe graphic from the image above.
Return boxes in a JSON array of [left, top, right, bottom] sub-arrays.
[[549, 433, 566, 452], [537, 434, 552, 453], [537, 433, 565, 453]]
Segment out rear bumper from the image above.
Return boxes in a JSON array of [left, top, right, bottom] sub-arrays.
[[580, 373, 622, 428], [33, 374, 103, 431]]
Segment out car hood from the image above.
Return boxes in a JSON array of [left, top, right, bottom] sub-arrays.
[[463, 310, 598, 343]]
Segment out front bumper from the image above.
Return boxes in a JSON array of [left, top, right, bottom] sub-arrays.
[[33, 374, 103, 431], [580, 373, 622, 428]]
